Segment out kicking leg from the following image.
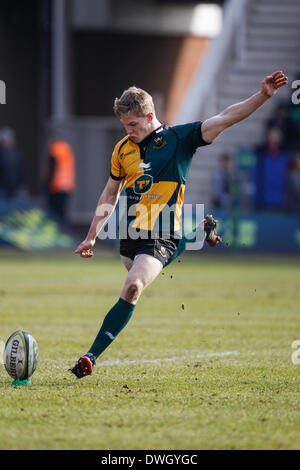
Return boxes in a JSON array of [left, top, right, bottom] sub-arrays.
[[165, 214, 222, 267], [120, 255, 133, 272], [120, 254, 162, 303], [70, 255, 162, 378], [88, 254, 162, 355]]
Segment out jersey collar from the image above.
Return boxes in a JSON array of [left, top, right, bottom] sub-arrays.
[[130, 124, 164, 148]]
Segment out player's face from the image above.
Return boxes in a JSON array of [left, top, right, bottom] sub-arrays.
[[120, 111, 154, 143]]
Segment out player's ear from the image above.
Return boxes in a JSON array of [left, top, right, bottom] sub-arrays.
[[147, 112, 153, 122]]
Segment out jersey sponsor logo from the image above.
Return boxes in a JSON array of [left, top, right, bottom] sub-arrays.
[[138, 162, 152, 173], [153, 136, 166, 149], [120, 150, 136, 160], [134, 174, 153, 194]]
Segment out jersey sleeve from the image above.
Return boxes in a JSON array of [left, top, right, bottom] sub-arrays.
[[186, 121, 211, 152], [197, 122, 211, 148], [110, 144, 126, 180], [173, 121, 211, 157]]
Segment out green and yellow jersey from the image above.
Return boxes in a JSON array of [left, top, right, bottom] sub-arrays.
[[110, 122, 210, 235]]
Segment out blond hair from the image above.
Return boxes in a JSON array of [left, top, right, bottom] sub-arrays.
[[113, 86, 154, 118]]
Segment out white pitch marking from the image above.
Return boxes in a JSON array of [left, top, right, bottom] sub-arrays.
[[98, 351, 239, 367], [44, 351, 240, 370]]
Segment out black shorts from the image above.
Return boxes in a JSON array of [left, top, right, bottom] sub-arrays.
[[120, 235, 180, 267]]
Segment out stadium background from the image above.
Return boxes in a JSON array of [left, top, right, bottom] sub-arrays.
[[1, 0, 299, 253], [0, 0, 300, 452]]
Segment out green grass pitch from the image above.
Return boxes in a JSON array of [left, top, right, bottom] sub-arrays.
[[0, 249, 299, 450]]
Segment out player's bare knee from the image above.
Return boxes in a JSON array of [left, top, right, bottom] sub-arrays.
[[125, 279, 144, 302]]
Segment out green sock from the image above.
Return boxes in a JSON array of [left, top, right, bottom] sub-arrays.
[[88, 298, 136, 359]]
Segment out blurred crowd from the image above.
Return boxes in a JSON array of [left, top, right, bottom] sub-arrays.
[[213, 98, 300, 213], [1, 93, 299, 224], [0, 127, 75, 224], [40, 135, 76, 223], [0, 127, 24, 200]]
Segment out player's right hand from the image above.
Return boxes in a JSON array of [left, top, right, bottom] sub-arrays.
[[75, 239, 96, 258]]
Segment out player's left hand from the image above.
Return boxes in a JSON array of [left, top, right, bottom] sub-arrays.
[[261, 70, 288, 98]]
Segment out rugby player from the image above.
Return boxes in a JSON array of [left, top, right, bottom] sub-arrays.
[[70, 70, 288, 378]]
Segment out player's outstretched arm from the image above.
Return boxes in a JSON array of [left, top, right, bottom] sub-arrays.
[[75, 177, 125, 258], [201, 70, 288, 144]]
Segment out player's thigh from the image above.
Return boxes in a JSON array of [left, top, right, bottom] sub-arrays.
[[123, 254, 162, 290], [120, 255, 133, 272]]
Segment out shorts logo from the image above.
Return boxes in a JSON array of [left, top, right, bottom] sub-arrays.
[[134, 174, 153, 194], [158, 246, 167, 258]]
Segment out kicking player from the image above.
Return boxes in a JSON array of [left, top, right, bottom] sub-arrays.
[[70, 70, 288, 378]]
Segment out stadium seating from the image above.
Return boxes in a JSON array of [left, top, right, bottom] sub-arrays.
[[177, 0, 300, 208]]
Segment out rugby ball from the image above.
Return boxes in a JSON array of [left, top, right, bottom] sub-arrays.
[[3, 330, 39, 380]]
